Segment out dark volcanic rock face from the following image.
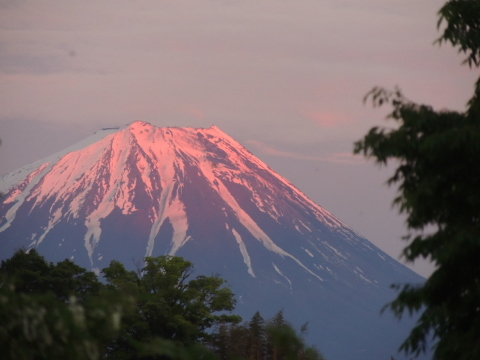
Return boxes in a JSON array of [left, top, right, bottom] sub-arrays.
[[0, 121, 424, 360]]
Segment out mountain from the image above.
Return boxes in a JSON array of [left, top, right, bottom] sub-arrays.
[[0, 121, 424, 360]]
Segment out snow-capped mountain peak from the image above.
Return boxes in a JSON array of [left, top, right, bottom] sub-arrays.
[[0, 121, 424, 360]]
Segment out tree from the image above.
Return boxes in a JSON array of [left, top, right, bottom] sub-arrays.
[[0, 249, 52, 294], [265, 310, 323, 360], [435, 0, 480, 67], [247, 311, 266, 360], [0, 251, 239, 360], [0, 289, 122, 360], [210, 321, 250, 360], [354, 1, 480, 359], [0, 250, 121, 360], [0, 249, 101, 302], [208, 310, 324, 360], [101, 255, 240, 359], [265, 322, 302, 360]]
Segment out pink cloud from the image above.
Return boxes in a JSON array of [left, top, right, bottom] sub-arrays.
[[247, 140, 364, 165], [305, 111, 349, 128], [183, 107, 205, 120]]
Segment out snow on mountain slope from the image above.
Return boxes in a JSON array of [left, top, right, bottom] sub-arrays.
[[0, 121, 371, 272], [0, 121, 425, 360]]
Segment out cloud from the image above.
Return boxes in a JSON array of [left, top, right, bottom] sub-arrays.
[[182, 107, 205, 120], [246, 140, 364, 165], [305, 111, 350, 128]]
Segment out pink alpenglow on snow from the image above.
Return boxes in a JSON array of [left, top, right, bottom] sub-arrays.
[[1, 122, 353, 269]]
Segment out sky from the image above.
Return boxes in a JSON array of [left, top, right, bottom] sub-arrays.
[[0, 0, 476, 278]]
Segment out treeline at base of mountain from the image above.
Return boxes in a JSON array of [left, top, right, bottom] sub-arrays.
[[0, 249, 325, 360]]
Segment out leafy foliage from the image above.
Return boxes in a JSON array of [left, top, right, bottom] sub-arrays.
[[436, 0, 480, 67], [0, 251, 239, 360], [101, 255, 240, 359], [354, 1, 480, 359], [0, 250, 121, 360], [0, 250, 323, 360], [0, 249, 102, 301], [0, 290, 121, 360]]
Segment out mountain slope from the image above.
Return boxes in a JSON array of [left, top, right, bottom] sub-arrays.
[[0, 121, 424, 360]]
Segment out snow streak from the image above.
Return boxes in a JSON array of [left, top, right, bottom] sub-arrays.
[[232, 229, 255, 277]]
